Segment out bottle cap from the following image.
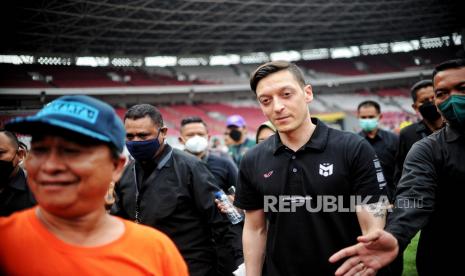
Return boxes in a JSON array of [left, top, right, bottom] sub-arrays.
[[214, 191, 223, 199]]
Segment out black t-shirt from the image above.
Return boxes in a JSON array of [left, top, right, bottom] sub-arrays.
[[393, 120, 433, 185], [359, 128, 399, 200], [235, 118, 387, 276], [203, 151, 238, 192]]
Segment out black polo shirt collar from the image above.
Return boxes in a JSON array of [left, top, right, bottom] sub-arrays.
[[416, 120, 428, 133], [359, 129, 384, 141], [272, 118, 329, 155], [200, 150, 210, 163]]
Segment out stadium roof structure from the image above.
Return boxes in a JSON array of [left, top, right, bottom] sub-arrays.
[[2, 0, 464, 57]]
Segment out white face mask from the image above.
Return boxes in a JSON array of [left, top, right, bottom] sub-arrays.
[[184, 135, 209, 154]]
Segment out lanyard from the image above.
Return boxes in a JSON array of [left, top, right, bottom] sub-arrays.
[[133, 148, 173, 223]]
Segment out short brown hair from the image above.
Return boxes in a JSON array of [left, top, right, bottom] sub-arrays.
[[250, 61, 306, 94]]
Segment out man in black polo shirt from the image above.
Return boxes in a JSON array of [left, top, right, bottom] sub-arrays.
[[329, 59, 465, 276], [393, 80, 444, 184], [357, 100, 398, 201], [234, 61, 388, 276]]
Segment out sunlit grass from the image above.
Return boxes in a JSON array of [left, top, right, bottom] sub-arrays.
[[402, 232, 419, 276]]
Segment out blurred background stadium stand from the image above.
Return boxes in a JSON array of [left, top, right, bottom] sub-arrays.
[[0, 0, 463, 147]]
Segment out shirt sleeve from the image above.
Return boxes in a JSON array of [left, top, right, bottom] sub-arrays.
[[385, 139, 438, 251], [190, 160, 226, 223], [190, 160, 242, 260], [393, 130, 409, 186], [234, 151, 263, 210], [348, 137, 388, 204]]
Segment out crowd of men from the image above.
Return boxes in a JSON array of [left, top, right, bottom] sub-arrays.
[[1, 58, 464, 276]]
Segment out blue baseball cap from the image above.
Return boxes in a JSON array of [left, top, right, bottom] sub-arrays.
[[226, 115, 246, 128], [5, 95, 125, 153]]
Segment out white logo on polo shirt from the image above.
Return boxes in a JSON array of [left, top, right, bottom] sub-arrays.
[[319, 163, 333, 177]]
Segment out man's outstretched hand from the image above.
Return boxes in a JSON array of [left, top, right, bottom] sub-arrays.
[[329, 230, 399, 276]]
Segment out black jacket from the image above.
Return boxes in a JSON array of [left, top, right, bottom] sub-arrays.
[[0, 168, 36, 217], [112, 144, 237, 276], [386, 125, 465, 276]]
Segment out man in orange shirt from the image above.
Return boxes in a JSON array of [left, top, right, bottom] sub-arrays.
[[1, 95, 188, 276]]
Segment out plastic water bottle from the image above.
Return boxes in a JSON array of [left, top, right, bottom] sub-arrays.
[[214, 190, 243, 224]]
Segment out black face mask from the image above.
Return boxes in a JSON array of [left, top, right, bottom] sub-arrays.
[[419, 101, 441, 122], [0, 154, 17, 181], [229, 129, 242, 142]]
